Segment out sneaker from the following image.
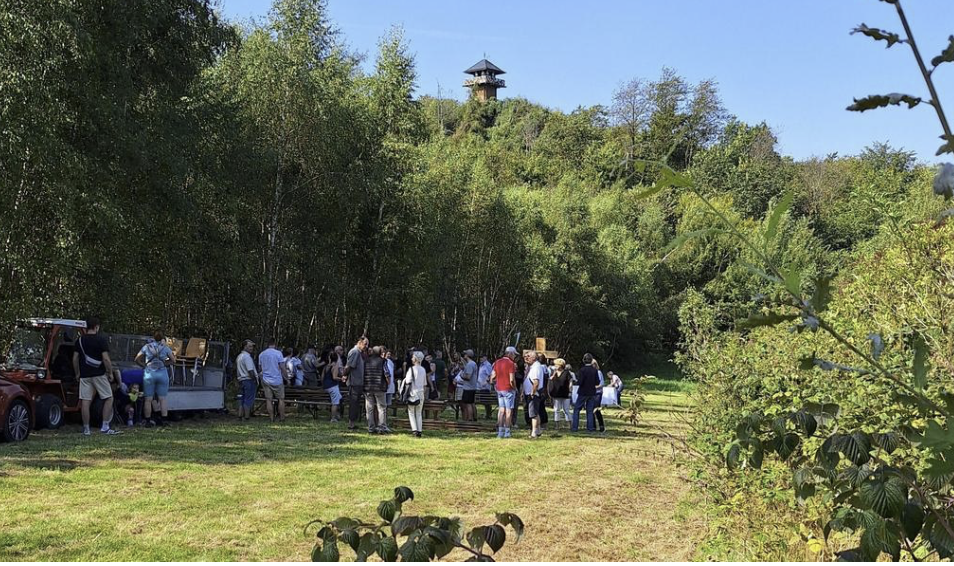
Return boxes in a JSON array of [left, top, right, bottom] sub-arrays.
[[378, 426, 393, 435], [102, 428, 122, 435], [504, 428, 512, 438], [144, 420, 156, 428], [369, 428, 378, 434], [497, 428, 504, 438], [82, 427, 91, 436], [414, 431, 422, 438], [330, 417, 340, 423]]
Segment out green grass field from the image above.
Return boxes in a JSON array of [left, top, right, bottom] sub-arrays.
[[0, 376, 700, 561]]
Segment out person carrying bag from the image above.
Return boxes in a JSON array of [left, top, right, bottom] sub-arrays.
[[401, 351, 427, 437]]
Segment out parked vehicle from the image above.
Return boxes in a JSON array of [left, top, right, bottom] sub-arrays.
[[0, 376, 34, 442], [0, 318, 231, 435]]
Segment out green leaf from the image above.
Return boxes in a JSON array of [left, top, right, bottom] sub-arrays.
[[817, 437, 841, 471], [871, 432, 900, 454], [399, 533, 434, 562], [810, 277, 833, 314], [735, 312, 799, 330], [726, 442, 741, 470], [656, 166, 691, 189], [774, 433, 801, 461], [484, 524, 506, 553], [839, 465, 870, 489], [836, 432, 872, 466], [922, 420, 954, 451], [763, 191, 793, 247], [634, 184, 665, 200], [932, 35, 954, 67], [314, 539, 340, 562], [466, 526, 486, 551], [376, 536, 398, 562], [938, 134, 954, 156], [329, 517, 359, 531], [851, 24, 904, 48], [392, 515, 424, 536], [795, 482, 816, 505], [783, 269, 802, 296], [923, 456, 954, 490], [742, 262, 782, 284], [847, 93, 922, 112], [393, 486, 415, 503], [859, 513, 901, 561], [425, 526, 455, 559], [912, 334, 929, 390], [663, 228, 719, 255], [338, 529, 360, 553], [377, 499, 398, 523], [495, 512, 525, 542], [900, 501, 925, 540], [355, 533, 377, 562], [927, 514, 954, 559], [791, 410, 818, 437], [860, 475, 906, 518]]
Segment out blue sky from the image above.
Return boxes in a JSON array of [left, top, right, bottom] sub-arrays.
[[218, 0, 954, 163]]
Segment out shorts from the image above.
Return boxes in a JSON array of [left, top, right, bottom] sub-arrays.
[[325, 385, 342, 405], [496, 390, 515, 409], [526, 395, 541, 419], [143, 369, 170, 398], [263, 381, 285, 401], [461, 389, 476, 403], [79, 375, 112, 401], [239, 379, 257, 409]]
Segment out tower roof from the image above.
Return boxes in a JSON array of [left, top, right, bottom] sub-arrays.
[[464, 59, 505, 75]]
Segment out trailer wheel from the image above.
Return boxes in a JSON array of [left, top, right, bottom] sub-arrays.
[[35, 394, 64, 430], [3, 400, 31, 442]]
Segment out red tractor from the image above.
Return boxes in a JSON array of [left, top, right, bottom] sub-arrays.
[[0, 318, 88, 431]]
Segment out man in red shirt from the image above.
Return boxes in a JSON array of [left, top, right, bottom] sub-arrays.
[[490, 346, 518, 438]]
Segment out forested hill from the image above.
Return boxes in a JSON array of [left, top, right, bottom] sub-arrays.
[[0, 0, 939, 364]]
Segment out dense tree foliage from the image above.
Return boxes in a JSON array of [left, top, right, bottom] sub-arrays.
[[0, 0, 939, 370]]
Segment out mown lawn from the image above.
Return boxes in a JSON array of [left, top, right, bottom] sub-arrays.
[[0, 377, 700, 561]]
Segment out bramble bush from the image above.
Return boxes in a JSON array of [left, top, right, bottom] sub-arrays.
[[666, 0, 954, 559]]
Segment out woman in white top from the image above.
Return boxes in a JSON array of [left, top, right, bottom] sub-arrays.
[[401, 351, 428, 437]]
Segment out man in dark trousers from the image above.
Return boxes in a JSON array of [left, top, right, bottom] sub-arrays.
[[571, 353, 600, 433], [342, 336, 368, 430]]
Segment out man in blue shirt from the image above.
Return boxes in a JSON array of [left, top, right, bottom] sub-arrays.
[[258, 338, 288, 422]]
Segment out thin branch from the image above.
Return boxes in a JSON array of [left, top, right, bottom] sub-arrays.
[[895, 1, 954, 141]]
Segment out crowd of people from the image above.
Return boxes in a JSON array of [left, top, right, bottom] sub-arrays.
[[235, 335, 626, 438], [66, 315, 625, 438]]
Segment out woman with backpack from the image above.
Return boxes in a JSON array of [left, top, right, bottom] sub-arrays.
[[548, 358, 572, 428], [135, 331, 176, 427]]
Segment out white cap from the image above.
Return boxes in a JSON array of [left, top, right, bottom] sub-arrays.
[[505, 346, 518, 355]]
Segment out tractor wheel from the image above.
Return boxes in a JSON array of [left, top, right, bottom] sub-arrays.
[[35, 394, 64, 429]]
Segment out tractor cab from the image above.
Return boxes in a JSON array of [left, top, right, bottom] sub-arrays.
[[0, 318, 88, 429]]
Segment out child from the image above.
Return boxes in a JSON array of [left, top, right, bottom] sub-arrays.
[[126, 383, 140, 427]]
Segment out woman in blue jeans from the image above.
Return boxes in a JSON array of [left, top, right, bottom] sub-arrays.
[[135, 331, 176, 427]]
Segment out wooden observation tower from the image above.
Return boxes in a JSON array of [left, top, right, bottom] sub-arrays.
[[463, 59, 506, 102]]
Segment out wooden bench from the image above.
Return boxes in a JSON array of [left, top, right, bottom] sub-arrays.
[[256, 386, 360, 419], [449, 390, 499, 420], [390, 399, 446, 420]]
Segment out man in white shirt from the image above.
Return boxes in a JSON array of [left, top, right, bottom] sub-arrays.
[[523, 351, 544, 439], [235, 339, 258, 421], [258, 338, 288, 422]]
